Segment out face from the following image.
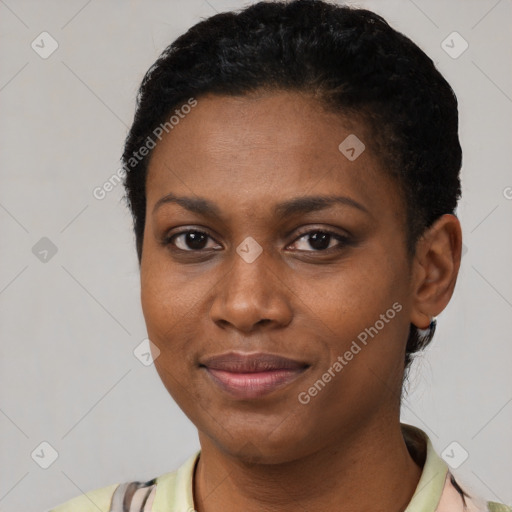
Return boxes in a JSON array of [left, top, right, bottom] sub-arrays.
[[140, 91, 415, 464]]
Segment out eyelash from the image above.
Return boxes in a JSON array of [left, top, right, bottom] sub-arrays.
[[162, 228, 352, 254]]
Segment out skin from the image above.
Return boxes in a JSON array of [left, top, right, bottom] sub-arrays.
[[140, 90, 462, 512]]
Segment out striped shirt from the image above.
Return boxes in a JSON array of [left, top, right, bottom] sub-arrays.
[[50, 423, 511, 512]]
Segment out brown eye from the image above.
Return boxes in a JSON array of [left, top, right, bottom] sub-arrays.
[[289, 230, 350, 252], [166, 230, 221, 251]]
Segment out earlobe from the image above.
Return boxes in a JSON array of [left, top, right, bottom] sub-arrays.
[[416, 316, 437, 336], [409, 214, 463, 329]]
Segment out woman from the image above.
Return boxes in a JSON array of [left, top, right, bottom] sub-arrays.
[[51, 1, 511, 511]]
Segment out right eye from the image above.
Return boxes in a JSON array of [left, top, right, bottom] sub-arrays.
[[164, 230, 222, 252]]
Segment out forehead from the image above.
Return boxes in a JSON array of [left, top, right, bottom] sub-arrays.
[[145, 91, 402, 224]]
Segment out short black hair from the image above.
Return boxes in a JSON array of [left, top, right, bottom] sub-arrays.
[[122, 0, 462, 373]]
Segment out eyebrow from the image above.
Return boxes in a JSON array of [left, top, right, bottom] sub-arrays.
[[152, 193, 370, 219], [273, 195, 369, 218], [153, 193, 223, 218]]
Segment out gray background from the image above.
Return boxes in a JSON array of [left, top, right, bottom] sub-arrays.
[[0, 1, 511, 511]]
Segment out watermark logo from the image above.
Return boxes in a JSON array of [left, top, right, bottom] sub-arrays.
[[236, 237, 263, 263], [338, 134, 365, 161], [93, 167, 126, 200], [32, 237, 58, 263], [441, 31, 468, 59], [441, 441, 469, 469], [134, 338, 161, 366], [94, 98, 198, 200], [125, 98, 198, 169], [31, 31, 59, 59], [31, 441, 59, 469]]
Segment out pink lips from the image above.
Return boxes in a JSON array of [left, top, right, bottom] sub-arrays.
[[201, 352, 308, 399]]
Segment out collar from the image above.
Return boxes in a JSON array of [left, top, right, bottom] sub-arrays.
[[152, 423, 451, 512], [402, 423, 450, 512]]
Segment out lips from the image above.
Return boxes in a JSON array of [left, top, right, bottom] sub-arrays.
[[200, 352, 309, 399]]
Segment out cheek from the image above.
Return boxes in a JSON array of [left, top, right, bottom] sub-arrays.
[[140, 266, 192, 383], [140, 245, 198, 332], [140, 268, 202, 406], [298, 253, 409, 387], [139, 248, 219, 381], [296, 257, 398, 333]]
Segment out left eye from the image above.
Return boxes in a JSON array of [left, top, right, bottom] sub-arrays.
[[289, 231, 349, 251]]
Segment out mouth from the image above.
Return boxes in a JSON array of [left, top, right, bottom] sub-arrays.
[[200, 352, 310, 400]]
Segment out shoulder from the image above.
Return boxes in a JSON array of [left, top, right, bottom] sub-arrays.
[[49, 452, 197, 512], [487, 502, 512, 512], [49, 483, 119, 512], [49, 478, 162, 512]]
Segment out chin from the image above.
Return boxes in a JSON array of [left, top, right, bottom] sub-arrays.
[[201, 418, 316, 465]]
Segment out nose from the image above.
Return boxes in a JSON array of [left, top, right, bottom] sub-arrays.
[[209, 248, 293, 333]]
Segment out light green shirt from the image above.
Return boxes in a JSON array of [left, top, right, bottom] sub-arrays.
[[50, 424, 510, 512]]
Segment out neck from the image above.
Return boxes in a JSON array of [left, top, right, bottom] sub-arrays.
[[193, 419, 423, 512]]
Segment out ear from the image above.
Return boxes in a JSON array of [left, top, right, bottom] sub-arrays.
[[409, 214, 463, 329]]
